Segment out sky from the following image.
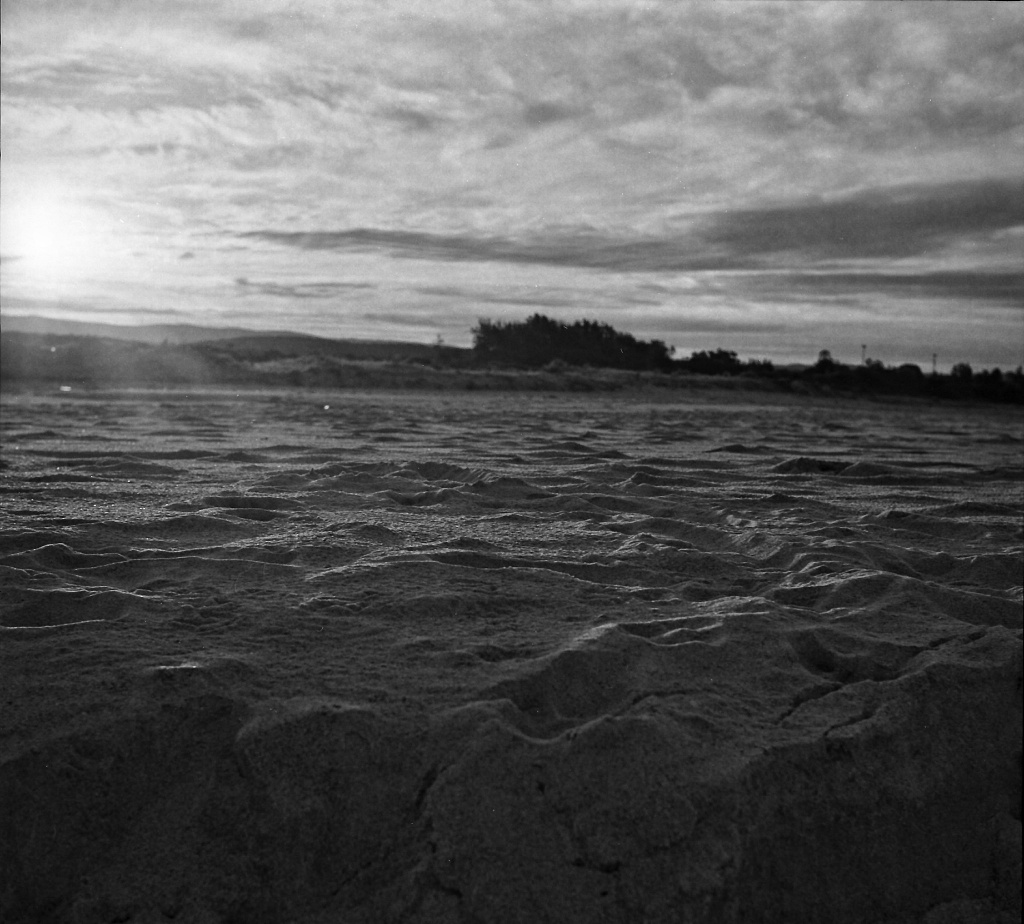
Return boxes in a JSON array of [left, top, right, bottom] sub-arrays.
[[1, 0, 1022, 370]]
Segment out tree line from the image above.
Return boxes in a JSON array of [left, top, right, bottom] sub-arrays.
[[470, 314, 1023, 403]]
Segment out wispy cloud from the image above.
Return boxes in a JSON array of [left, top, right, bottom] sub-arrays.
[[233, 278, 376, 299], [238, 176, 1024, 283], [7, 2, 1022, 227]]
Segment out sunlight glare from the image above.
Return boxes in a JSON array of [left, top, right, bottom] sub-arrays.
[[1, 185, 117, 288]]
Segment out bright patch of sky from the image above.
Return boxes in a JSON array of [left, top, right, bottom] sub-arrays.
[[1, 0, 1022, 369]]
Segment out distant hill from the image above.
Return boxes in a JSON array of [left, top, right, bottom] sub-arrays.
[[0, 316, 475, 389], [0, 314, 465, 362], [0, 329, 577, 391], [0, 314, 315, 345]]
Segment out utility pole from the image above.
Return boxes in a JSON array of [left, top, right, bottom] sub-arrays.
[[932, 353, 937, 375], [861, 344, 867, 364]]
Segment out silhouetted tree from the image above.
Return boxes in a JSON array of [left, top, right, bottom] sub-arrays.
[[680, 349, 743, 375], [951, 362, 973, 382], [893, 364, 926, 394], [815, 349, 835, 371], [472, 314, 672, 371], [744, 358, 775, 377]]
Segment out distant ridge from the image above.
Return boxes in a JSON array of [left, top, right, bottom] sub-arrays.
[[0, 314, 459, 358], [0, 315, 469, 383], [0, 314, 311, 345]]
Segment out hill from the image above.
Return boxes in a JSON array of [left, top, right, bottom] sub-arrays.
[[1, 315, 271, 345], [0, 315, 456, 363]]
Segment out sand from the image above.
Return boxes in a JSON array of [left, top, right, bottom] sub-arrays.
[[1, 387, 1021, 924]]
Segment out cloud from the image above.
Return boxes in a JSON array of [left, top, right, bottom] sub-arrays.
[[689, 2, 1024, 142], [237, 226, 725, 272], [6, 1, 1022, 243], [415, 285, 579, 310], [698, 177, 1024, 263], [719, 271, 1024, 312], [383, 107, 447, 133], [238, 176, 1024, 279], [233, 278, 376, 299], [521, 101, 590, 127], [0, 294, 184, 319]]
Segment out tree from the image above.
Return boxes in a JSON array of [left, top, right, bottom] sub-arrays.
[[682, 349, 742, 375], [744, 358, 775, 377], [471, 314, 672, 371]]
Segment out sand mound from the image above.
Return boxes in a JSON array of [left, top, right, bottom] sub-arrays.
[[1, 389, 1021, 923]]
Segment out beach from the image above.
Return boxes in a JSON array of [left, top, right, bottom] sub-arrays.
[[1, 386, 1021, 923]]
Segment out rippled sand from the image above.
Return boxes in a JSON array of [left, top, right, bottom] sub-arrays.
[[1, 388, 1021, 923]]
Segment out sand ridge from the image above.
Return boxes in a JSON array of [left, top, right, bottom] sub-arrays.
[[1, 388, 1021, 923]]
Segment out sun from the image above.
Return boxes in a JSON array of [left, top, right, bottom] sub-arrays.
[[1, 185, 112, 286]]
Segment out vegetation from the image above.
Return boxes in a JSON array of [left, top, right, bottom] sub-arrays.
[[2, 314, 1021, 403], [472, 314, 672, 371], [469, 314, 1021, 402], [797, 351, 1023, 403], [676, 349, 745, 376]]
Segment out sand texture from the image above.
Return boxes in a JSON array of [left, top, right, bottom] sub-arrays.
[[1, 388, 1021, 924]]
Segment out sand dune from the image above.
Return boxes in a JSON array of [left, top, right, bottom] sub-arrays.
[[1, 387, 1021, 923]]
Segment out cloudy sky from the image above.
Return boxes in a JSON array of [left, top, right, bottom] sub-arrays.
[[2, 0, 1022, 369]]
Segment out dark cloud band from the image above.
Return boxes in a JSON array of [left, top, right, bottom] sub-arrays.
[[239, 177, 1024, 288], [702, 178, 1024, 261]]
